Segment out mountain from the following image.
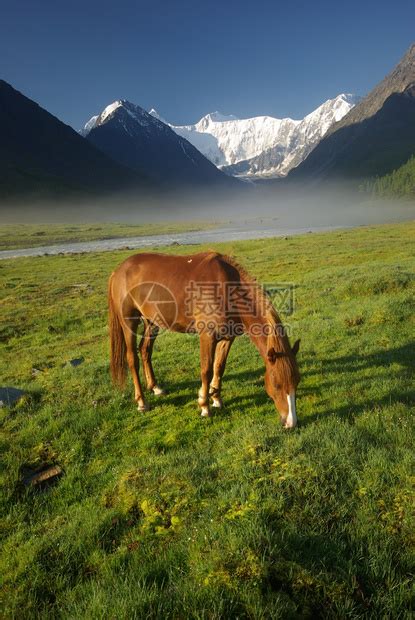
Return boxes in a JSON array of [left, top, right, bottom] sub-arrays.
[[150, 94, 358, 179], [0, 80, 146, 199], [363, 155, 415, 198], [289, 43, 415, 181], [82, 101, 238, 188]]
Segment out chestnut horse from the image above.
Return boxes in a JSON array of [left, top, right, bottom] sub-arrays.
[[108, 251, 300, 427]]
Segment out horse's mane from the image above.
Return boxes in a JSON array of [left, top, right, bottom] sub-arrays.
[[220, 253, 284, 333], [221, 253, 299, 390]]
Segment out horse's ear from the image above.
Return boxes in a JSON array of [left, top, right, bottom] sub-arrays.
[[267, 347, 277, 363], [292, 339, 301, 356]]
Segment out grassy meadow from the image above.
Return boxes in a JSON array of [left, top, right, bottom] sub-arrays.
[[0, 221, 217, 251], [1, 221, 414, 618]]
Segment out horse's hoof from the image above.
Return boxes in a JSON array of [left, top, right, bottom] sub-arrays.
[[211, 397, 223, 408], [283, 422, 296, 430], [200, 406, 212, 417], [152, 386, 165, 396], [137, 402, 150, 412]]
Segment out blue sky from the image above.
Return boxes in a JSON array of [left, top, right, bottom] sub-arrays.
[[1, 0, 414, 129]]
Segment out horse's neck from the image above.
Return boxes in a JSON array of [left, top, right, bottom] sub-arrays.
[[241, 311, 275, 361], [235, 277, 285, 360]]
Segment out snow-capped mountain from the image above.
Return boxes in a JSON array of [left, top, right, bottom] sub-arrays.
[[81, 100, 238, 187], [289, 43, 415, 181], [149, 94, 359, 179]]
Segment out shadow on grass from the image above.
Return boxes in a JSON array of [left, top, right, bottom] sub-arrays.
[[135, 343, 413, 426], [215, 343, 414, 424], [303, 342, 414, 374], [299, 343, 414, 425]]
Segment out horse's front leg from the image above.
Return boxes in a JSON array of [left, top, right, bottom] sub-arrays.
[[210, 337, 234, 408], [198, 333, 217, 417]]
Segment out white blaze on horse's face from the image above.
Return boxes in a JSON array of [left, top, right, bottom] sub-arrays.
[[285, 391, 297, 429], [265, 342, 300, 427], [264, 367, 299, 428]]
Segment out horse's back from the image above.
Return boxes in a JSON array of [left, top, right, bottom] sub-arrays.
[[109, 251, 241, 330], [112, 251, 236, 284]]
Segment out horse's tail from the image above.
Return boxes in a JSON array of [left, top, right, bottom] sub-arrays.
[[108, 275, 127, 388]]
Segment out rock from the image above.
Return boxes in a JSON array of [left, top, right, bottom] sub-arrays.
[[22, 465, 63, 488], [0, 387, 26, 407], [68, 357, 84, 367], [31, 362, 53, 377]]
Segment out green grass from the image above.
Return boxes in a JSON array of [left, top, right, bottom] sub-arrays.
[[1, 221, 414, 618], [0, 221, 217, 251]]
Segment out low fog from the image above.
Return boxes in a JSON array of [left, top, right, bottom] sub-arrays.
[[1, 181, 414, 241]]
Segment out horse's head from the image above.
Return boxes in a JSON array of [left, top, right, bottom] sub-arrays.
[[264, 339, 300, 428]]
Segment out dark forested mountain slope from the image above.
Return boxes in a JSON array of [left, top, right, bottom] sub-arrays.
[[0, 80, 147, 198]]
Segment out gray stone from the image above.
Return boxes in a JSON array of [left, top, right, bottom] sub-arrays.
[[22, 465, 63, 488], [0, 387, 26, 406], [68, 357, 84, 367]]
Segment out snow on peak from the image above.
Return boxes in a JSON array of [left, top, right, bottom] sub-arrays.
[[157, 94, 358, 176], [80, 94, 358, 179], [201, 111, 239, 123], [80, 100, 129, 135], [79, 114, 99, 136], [100, 100, 124, 122], [148, 108, 168, 124], [341, 93, 361, 104], [81, 100, 166, 136]]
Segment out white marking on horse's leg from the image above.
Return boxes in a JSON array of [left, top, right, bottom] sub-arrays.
[[200, 405, 211, 417], [285, 391, 297, 428], [209, 382, 222, 407], [137, 398, 150, 412], [153, 385, 165, 395]]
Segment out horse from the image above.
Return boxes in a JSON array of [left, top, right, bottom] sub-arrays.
[[108, 251, 300, 427]]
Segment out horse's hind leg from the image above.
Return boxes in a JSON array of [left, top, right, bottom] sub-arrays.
[[198, 333, 217, 417], [210, 338, 234, 408], [120, 312, 149, 412], [139, 322, 164, 395]]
